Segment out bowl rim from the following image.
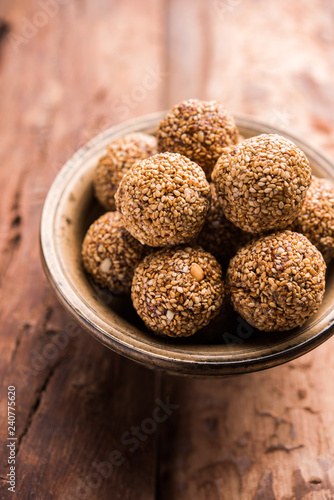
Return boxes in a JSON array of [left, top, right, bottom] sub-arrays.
[[40, 111, 334, 376]]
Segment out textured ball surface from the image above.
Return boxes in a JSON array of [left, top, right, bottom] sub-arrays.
[[291, 176, 334, 263], [115, 152, 211, 247], [197, 183, 252, 265], [227, 231, 326, 332], [82, 212, 145, 294], [132, 246, 225, 337], [94, 133, 157, 211], [212, 134, 311, 233], [157, 99, 239, 178]]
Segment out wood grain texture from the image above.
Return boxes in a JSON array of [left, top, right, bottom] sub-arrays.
[[167, 0, 334, 155], [159, 349, 334, 499], [1, 0, 334, 499]]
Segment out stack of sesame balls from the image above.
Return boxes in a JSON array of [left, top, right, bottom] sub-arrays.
[[82, 98, 333, 338]]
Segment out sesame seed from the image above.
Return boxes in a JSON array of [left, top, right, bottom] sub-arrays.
[[197, 130, 204, 142]]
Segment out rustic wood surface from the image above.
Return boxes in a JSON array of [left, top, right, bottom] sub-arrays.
[[1, 0, 334, 499]]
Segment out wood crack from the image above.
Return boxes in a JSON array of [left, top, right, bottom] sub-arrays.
[[42, 306, 54, 331], [0, 174, 26, 287], [0, 234, 21, 286], [14, 305, 57, 453], [265, 444, 304, 454], [0, 19, 10, 48], [16, 361, 59, 457], [10, 324, 31, 364]]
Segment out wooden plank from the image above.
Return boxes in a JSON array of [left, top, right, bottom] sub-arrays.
[[0, 0, 166, 498], [160, 0, 334, 498]]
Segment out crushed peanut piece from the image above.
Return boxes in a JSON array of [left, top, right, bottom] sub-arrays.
[[190, 263, 204, 281]]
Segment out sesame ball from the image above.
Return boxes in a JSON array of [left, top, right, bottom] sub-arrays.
[[212, 134, 312, 233], [82, 212, 145, 294], [197, 184, 252, 264], [131, 246, 225, 337], [227, 231, 326, 332], [157, 99, 239, 178], [115, 152, 211, 247], [291, 176, 334, 263], [94, 133, 157, 211]]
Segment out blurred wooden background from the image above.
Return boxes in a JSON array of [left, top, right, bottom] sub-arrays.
[[1, 0, 334, 498]]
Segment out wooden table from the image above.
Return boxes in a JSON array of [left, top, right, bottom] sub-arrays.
[[1, 1, 334, 498]]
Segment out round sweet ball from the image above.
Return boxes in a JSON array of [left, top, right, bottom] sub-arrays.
[[226, 231, 326, 332], [82, 212, 145, 294], [291, 176, 334, 263], [115, 152, 211, 247], [197, 184, 252, 264], [157, 99, 239, 178], [131, 246, 225, 337], [94, 133, 157, 211], [212, 134, 312, 233]]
